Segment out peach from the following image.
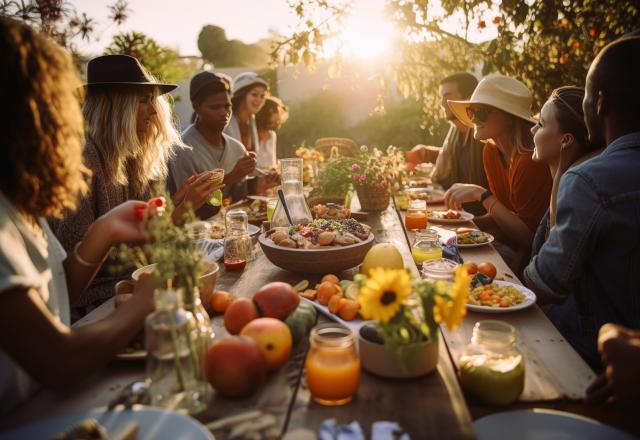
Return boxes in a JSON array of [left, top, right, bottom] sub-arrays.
[[240, 318, 293, 370], [253, 282, 300, 320], [224, 297, 259, 335]]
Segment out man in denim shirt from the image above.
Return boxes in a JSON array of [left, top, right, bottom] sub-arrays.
[[524, 36, 640, 370]]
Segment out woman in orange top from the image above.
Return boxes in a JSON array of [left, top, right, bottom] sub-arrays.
[[444, 74, 552, 259]]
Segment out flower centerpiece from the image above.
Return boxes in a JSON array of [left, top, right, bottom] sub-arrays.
[[355, 265, 471, 378], [350, 145, 406, 211]]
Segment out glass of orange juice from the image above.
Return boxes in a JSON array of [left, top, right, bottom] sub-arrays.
[[305, 324, 360, 406], [405, 199, 428, 231]]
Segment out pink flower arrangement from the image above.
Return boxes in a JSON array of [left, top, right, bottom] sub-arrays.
[[350, 145, 406, 191]]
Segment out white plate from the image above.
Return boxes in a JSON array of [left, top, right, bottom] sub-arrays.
[[427, 210, 474, 224], [466, 280, 536, 314], [474, 409, 635, 440], [456, 231, 495, 248], [301, 297, 364, 333], [1, 405, 214, 440]]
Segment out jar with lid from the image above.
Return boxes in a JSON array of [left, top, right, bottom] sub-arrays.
[[145, 288, 206, 414], [405, 199, 428, 231], [458, 320, 525, 406], [411, 229, 442, 265], [421, 258, 459, 282], [224, 209, 253, 270]]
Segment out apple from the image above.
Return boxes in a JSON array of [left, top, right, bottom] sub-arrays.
[[253, 282, 300, 320], [204, 336, 267, 397], [224, 297, 260, 335], [240, 318, 293, 370]]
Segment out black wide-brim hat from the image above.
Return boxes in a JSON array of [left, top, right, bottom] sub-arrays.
[[85, 54, 177, 94]]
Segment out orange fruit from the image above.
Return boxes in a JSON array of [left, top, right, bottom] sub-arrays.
[[477, 262, 497, 279], [463, 262, 478, 275], [211, 290, 234, 313], [321, 274, 340, 285], [338, 300, 360, 321], [316, 281, 341, 305]]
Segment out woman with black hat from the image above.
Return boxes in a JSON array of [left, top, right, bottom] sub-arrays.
[[52, 54, 221, 320]]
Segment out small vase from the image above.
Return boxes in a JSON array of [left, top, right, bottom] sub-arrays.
[[356, 185, 390, 212], [183, 291, 215, 405], [358, 323, 439, 379]]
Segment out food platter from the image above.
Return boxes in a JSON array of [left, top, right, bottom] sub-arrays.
[[427, 210, 474, 224], [300, 297, 363, 333], [456, 230, 495, 248], [466, 280, 536, 313], [403, 187, 446, 204]]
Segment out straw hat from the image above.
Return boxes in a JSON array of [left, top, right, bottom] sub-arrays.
[[447, 74, 537, 127]]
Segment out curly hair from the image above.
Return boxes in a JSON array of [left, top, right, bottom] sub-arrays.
[[0, 17, 90, 218], [255, 96, 289, 132]]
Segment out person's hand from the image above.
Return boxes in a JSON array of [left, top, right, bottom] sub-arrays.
[[229, 152, 257, 181], [177, 170, 225, 211], [586, 323, 640, 404], [132, 271, 157, 312], [96, 200, 154, 245], [444, 183, 486, 210]]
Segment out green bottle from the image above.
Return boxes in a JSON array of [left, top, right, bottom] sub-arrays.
[[343, 184, 354, 210]]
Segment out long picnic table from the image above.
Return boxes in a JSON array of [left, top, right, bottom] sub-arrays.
[[0, 205, 475, 439]]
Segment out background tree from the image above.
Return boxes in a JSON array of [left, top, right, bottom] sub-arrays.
[[105, 31, 192, 84], [1, 0, 129, 55], [198, 24, 269, 68], [273, 0, 639, 136]]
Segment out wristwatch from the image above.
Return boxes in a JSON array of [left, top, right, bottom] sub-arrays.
[[480, 189, 493, 203]]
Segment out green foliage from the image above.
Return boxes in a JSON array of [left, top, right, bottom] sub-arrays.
[[198, 24, 269, 68], [277, 91, 351, 158], [275, 0, 640, 136], [314, 155, 355, 196], [1, 0, 129, 56], [105, 31, 192, 84]]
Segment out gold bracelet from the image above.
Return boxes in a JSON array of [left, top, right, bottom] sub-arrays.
[[73, 241, 101, 268]]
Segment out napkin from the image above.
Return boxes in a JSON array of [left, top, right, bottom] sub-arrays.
[[198, 238, 224, 262], [319, 419, 365, 440], [371, 421, 411, 440]]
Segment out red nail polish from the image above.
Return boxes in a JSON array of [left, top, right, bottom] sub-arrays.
[[153, 197, 166, 207], [134, 206, 146, 221]]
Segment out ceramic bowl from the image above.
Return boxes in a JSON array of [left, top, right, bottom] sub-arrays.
[[358, 323, 439, 379], [258, 232, 374, 274]]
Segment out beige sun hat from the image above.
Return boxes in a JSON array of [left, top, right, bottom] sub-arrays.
[[447, 73, 537, 127]]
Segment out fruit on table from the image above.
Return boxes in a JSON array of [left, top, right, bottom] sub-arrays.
[[328, 295, 347, 314], [360, 243, 404, 275], [477, 262, 497, 279], [224, 297, 260, 335], [240, 318, 293, 371], [211, 290, 234, 314], [337, 299, 360, 321], [316, 281, 342, 305], [462, 261, 478, 275], [204, 336, 267, 397], [285, 301, 317, 346], [321, 274, 340, 285], [253, 282, 300, 320]]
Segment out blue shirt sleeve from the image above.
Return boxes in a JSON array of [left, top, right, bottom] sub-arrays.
[[524, 170, 603, 301]]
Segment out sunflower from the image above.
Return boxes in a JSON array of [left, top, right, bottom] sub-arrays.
[[358, 268, 412, 323], [433, 265, 471, 330]]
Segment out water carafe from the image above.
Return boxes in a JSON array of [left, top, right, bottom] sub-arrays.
[[271, 158, 313, 226]]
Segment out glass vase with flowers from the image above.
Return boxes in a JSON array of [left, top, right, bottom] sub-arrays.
[[355, 265, 471, 378]]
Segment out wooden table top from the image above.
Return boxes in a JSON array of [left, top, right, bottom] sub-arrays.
[[0, 205, 475, 439]]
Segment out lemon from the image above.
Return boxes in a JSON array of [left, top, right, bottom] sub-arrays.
[[360, 243, 405, 275]]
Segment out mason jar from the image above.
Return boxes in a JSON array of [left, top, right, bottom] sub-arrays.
[[421, 258, 459, 282], [458, 320, 525, 406]]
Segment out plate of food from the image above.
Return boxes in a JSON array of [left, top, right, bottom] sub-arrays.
[[427, 209, 474, 223], [466, 280, 536, 313], [300, 298, 363, 333], [207, 222, 260, 240], [312, 202, 350, 220], [259, 218, 374, 274], [404, 187, 446, 204], [456, 230, 494, 248], [298, 276, 363, 332]]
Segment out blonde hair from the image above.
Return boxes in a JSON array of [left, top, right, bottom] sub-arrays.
[[503, 113, 535, 155], [83, 76, 182, 197], [0, 17, 90, 218]]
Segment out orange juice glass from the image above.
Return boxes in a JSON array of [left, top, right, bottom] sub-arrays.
[[405, 199, 428, 230], [305, 324, 360, 406]]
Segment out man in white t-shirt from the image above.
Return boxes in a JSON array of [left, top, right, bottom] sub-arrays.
[[168, 71, 256, 218]]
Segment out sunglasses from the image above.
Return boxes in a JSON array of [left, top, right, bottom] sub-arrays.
[[466, 107, 497, 123]]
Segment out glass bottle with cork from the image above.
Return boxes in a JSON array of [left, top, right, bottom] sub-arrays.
[[223, 209, 252, 270]]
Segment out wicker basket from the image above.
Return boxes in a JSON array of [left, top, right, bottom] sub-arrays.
[[356, 185, 390, 212], [314, 137, 358, 157]]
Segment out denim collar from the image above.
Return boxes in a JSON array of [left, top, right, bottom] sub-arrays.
[[602, 131, 640, 156]]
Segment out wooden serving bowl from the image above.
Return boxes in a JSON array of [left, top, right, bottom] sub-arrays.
[[258, 232, 375, 274]]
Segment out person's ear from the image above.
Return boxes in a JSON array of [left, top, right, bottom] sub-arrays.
[[560, 133, 575, 151], [596, 90, 606, 117]]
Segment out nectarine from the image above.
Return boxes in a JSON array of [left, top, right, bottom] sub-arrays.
[[224, 297, 259, 335], [240, 318, 293, 370]]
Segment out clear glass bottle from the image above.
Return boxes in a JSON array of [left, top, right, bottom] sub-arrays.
[[145, 288, 206, 414], [421, 258, 459, 282], [458, 320, 525, 406], [411, 229, 443, 265], [224, 209, 252, 270], [271, 158, 313, 227], [405, 199, 428, 231], [305, 324, 360, 406], [182, 289, 214, 403]]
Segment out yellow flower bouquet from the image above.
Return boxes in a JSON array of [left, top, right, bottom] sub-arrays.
[[356, 266, 471, 372]]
